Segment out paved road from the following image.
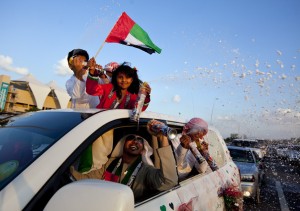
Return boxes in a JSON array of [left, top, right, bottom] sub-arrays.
[[244, 154, 300, 211]]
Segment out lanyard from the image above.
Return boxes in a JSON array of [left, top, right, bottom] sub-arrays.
[[109, 157, 143, 186]]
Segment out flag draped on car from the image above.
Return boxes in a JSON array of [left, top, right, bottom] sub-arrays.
[[105, 12, 162, 54]]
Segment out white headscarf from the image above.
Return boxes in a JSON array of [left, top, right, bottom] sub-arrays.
[[110, 134, 154, 166], [183, 117, 208, 135]]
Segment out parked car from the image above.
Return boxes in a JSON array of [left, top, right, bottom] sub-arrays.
[[266, 145, 278, 158], [227, 145, 263, 203], [0, 109, 241, 211], [231, 139, 264, 159], [275, 145, 289, 159], [286, 145, 300, 165]]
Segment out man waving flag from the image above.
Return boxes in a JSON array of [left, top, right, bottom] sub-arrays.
[[105, 12, 162, 54]]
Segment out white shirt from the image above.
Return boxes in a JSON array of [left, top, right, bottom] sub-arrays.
[[172, 134, 208, 180], [65, 73, 110, 108]]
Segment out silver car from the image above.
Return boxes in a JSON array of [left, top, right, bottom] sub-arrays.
[[228, 145, 262, 203], [231, 139, 264, 159]]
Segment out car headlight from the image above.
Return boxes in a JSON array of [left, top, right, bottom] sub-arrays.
[[241, 175, 255, 182]]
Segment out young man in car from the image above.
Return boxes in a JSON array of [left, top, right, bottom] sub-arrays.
[[149, 118, 218, 181], [176, 118, 219, 177], [70, 128, 178, 201]]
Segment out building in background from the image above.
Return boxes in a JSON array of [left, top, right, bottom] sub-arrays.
[[0, 74, 71, 113]]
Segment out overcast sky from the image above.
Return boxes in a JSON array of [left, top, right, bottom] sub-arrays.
[[0, 0, 299, 139]]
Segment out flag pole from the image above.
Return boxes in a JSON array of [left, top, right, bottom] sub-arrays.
[[94, 13, 124, 59], [94, 40, 106, 59]]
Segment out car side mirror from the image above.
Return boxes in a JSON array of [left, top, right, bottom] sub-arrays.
[[44, 179, 135, 211]]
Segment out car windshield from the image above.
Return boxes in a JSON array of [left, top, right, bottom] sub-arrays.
[[229, 148, 255, 163], [0, 111, 94, 190]]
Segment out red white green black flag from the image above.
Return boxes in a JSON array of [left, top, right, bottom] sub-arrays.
[[105, 12, 162, 54]]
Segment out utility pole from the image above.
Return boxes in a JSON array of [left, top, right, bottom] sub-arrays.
[[210, 98, 219, 125]]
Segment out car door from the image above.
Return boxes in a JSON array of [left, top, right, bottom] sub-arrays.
[[26, 113, 183, 211]]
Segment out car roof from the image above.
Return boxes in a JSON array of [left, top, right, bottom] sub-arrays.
[[36, 108, 103, 114], [227, 145, 253, 151], [233, 139, 258, 142]]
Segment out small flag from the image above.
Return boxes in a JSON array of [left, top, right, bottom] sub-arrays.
[[105, 12, 162, 54]]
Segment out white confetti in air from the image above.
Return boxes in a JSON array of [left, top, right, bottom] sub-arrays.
[[255, 59, 260, 68], [240, 73, 246, 78], [266, 72, 272, 78], [173, 94, 181, 103], [257, 79, 264, 87], [276, 60, 284, 68], [276, 50, 282, 56], [256, 69, 265, 75], [232, 72, 239, 77], [279, 74, 287, 80], [291, 64, 296, 70], [295, 76, 300, 81]]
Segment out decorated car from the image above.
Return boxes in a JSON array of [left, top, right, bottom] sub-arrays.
[[0, 109, 241, 211]]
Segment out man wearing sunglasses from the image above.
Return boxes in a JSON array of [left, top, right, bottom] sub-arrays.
[[70, 131, 178, 202]]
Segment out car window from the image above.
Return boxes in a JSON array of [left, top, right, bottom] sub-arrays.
[[68, 119, 180, 204], [0, 111, 94, 191], [252, 151, 260, 162], [228, 148, 255, 163], [0, 127, 53, 190]]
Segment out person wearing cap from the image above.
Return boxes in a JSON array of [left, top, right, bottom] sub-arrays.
[[70, 127, 178, 202], [86, 61, 151, 110], [65, 49, 117, 108]]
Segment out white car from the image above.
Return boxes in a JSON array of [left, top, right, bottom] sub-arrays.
[[286, 145, 300, 165], [0, 109, 241, 211], [275, 145, 289, 159]]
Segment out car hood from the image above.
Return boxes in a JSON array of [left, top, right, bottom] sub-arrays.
[[234, 161, 258, 175]]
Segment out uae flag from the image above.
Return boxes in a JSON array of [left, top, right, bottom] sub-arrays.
[[105, 12, 162, 54]]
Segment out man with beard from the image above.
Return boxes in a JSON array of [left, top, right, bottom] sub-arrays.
[[70, 131, 178, 201]]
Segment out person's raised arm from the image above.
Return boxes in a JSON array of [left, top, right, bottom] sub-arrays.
[[86, 57, 105, 96]]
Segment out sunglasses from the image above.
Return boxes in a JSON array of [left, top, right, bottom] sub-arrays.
[[125, 135, 144, 144]]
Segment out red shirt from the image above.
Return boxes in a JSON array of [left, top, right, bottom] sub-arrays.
[[86, 76, 150, 110]]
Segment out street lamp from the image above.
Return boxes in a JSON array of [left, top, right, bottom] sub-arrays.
[[210, 98, 219, 125]]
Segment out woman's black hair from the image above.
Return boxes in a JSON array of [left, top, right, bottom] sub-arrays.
[[111, 62, 142, 99]]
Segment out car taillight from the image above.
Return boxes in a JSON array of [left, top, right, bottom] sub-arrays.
[[241, 175, 255, 182]]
